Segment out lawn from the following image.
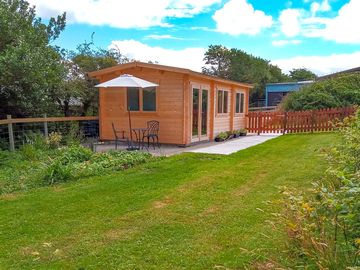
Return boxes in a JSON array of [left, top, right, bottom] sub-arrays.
[[0, 133, 337, 269]]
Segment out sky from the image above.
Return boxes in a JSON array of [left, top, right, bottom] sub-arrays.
[[28, 0, 360, 76]]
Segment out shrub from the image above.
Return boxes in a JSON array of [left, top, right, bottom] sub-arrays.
[[43, 146, 152, 185], [62, 122, 84, 146], [24, 132, 49, 151], [57, 145, 93, 165], [275, 109, 360, 268], [46, 132, 62, 149], [0, 150, 8, 166], [281, 73, 360, 111], [215, 132, 229, 142], [1, 142, 154, 193], [20, 144, 39, 161], [239, 128, 247, 136]]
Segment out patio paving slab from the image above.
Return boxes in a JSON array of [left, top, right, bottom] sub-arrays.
[[186, 134, 282, 155], [93, 134, 282, 156]]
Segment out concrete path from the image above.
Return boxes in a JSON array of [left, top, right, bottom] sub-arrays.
[[187, 134, 282, 155]]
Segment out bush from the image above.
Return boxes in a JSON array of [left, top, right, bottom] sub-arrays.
[[239, 128, 247, 136], [62, 122, 84, 146], [46, 132, 62, 149], [0, 142, 153, 193], [43, 146, 152, 185], [20, 144, 39, 161], [57, 145, 93, 165], [24, 132, 49, 151], [275, 109, 360, 268], [281, 73, 360, 111], [44, 145, 93, 184], [215, 132, 229, 142]]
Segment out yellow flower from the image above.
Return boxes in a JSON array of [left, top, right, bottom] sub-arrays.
[[302, 203, 314, 212]]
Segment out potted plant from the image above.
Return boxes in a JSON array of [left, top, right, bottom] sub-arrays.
[[239, 128, 247, 136], [233, 130, 241, 138], [226, 131, 234, 139], [214, 132, 229, 142]]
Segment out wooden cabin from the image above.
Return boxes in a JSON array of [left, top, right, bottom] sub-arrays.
[[89, 62, 252, 146]]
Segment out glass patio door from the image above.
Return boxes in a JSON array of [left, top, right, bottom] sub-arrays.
[[192, 86, 209, 141]]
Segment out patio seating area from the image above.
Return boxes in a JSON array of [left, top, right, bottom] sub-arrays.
[[112, 119, 160, 151]]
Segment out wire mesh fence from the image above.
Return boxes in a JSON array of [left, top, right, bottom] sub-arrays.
[[0, 116, 99, 151]]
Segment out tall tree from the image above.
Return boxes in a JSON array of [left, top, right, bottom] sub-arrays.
[[0, 0, 66, 117], [202, 45, 231, 79], [202, 45, 290, 106], [289, 68, 317, 81], [56, 40, 130, 116]]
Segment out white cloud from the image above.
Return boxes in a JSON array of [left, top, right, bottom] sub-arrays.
[[109, 40, 205, 71], [310, 0, 331, 16], [212, 0, 273, 35], [279, 9, 302, 37], [277, 0, 360, 44], [272, 39, 302, 47], [111, 40, 359, 78], [27, 0, 221, 28], [272, 51, 360, 75], [317, 0, 360, 44], [144, 34, 184, 40]]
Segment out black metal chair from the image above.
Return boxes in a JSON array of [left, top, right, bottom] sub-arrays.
[[142, 120, 160, 149], [112, 123, 128, 150]]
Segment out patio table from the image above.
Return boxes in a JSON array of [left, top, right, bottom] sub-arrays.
[[129, 128, 148, 150]]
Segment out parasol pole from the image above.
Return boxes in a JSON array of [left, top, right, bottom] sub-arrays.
[[128, 106, 133, 143]]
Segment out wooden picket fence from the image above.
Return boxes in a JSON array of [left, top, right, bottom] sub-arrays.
[[246, 106, 356, 134]]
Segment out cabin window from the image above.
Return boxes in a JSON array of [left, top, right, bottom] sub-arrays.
[[217, 90, 228, 114], [143, 87, 156, 111], [127, 87, 140, 111], [235, 92, 245, 114]]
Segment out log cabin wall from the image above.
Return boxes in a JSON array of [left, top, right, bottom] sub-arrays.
[[99, 66, 185, 145], [233, 87, 248, 131], [213, 84, 232, 136]]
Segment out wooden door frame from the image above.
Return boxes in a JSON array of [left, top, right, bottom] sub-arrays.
[[190, 84, 210, 142]]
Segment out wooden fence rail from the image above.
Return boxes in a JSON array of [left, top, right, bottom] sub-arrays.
[[246, 106, 356, 134], [0, 115, 98, 125]]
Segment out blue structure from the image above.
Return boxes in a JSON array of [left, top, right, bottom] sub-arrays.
[[265, 81, 313, 107]]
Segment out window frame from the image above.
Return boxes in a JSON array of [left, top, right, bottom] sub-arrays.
[[217, 89, 229, 115], [142, 87, 157, 112], [126, 87, 157, 112], [235, 91, 246, 115]]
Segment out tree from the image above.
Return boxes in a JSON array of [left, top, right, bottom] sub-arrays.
[[202, 45, 231, 79], [202, 45, 290, 106], [281, 73, 360, 111], [0, 0, 66, 117], [57, 40, 130, 116], [289, 68, 317, 81]]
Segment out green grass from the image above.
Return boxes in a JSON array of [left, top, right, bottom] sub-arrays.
[[0, 133, 337, 269]]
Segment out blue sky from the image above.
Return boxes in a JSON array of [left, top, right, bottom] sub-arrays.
[[29, 0, 359, 75]]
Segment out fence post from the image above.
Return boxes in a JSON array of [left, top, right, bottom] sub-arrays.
[[258, 113, 262, 135], [43, 114, 48, 137], [7, 115, 15, 152], [283, 112, 287, 135], [311, 110, 315, 133]]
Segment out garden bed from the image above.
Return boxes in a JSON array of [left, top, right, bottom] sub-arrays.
[[0, 140, 153, 194]]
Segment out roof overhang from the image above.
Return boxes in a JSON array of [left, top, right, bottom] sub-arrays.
[[88, 61, 253, 89]]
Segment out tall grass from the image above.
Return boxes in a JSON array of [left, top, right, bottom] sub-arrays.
[[275, 110, 360, 269]]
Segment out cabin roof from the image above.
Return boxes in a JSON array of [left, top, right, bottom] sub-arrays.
[[317, 66, 360, 81], [88, 61, 253, 89], [266, 80, 314, 86]]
